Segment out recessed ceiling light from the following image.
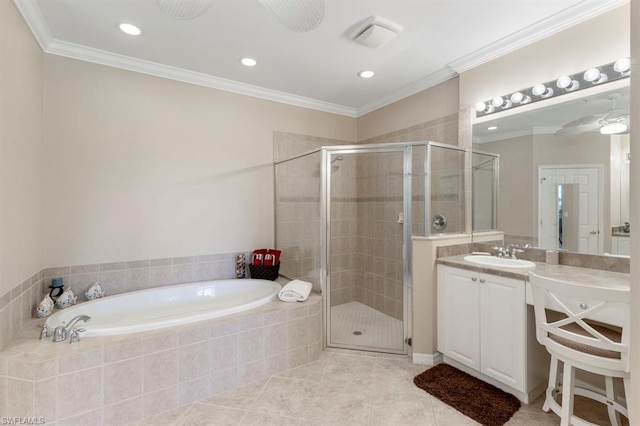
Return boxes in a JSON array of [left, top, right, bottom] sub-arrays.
[[241, 58, 257, 67], [487, 126, 498, 130], [358, 70, 375, 79], [600, 123, 627, 135], [119, 23, 142, 36]]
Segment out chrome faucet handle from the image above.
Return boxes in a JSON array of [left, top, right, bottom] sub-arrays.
[[510, 248, 524, 259], [52, 326, 66, 342], [69, 328, 85, 344], [39, 324, 50, 340]]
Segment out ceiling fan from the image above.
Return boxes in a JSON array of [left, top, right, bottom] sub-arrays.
[[554, 93, 629, 137]]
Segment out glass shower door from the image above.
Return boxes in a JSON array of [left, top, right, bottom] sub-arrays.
[[325, 148, 408, 354]]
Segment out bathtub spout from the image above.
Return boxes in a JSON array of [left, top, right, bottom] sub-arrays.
[[53, 314, 91, 342]]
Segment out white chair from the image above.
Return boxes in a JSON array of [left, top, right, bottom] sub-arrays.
[[529, 272, 630, 426]]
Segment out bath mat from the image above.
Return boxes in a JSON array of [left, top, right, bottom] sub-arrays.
[[413, 364, 521, 426]]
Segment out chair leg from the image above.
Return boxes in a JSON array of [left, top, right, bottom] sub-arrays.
[[543, 355, 558, 412], [560, 362, 575, 426], [605, 376, 621, 426]]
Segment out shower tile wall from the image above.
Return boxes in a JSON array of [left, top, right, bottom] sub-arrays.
[[358, 113, 460, 237], [329, 155, 358, 307], [273, 132, 353, 294], [429, 147, 466, 234], [351, 153, 404, 320]]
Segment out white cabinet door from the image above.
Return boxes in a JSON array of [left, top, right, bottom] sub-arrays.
[[480, 274, 526, 391], [437, 266, 481, 370], [438, 265, 527, 393]]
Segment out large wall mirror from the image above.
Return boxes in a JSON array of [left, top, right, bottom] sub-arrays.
[[472, 84, 630, 256]]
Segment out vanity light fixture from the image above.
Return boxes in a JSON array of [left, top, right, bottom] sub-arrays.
[[241, 58, 257, 67], [556, 75, 579, 91], [600, 122, 627, 135], [119, 23, 142, 36], [475, 58, 630, 118], [358, 70, 375, 79]]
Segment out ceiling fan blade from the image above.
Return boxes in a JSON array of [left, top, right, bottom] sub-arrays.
[[561, 113, 607, 128], [554, 121, 602, 137]]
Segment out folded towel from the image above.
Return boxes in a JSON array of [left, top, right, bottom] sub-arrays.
[[278, 279, 312, 302]]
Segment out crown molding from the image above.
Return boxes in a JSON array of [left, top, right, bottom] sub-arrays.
[[14, 0, 629, 119], [355, 66, 458, 117], [12, 0, 53, 50], [45, 39, 357, 117], [448, 0, 630, 74], [473, 126, 562, 144]]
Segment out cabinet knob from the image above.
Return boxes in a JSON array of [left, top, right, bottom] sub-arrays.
[[471, 277, 477, 282], [479, 278, 485, 283], [579, 303, 588, 310]]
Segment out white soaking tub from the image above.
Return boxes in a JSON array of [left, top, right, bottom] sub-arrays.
[[45, 279, 281, 337]]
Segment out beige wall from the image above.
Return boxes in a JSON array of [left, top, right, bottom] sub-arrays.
[[357, 78, 459, 142], [476, 135, 535, 242], [459, 5, 630, 108], [629, 0, 638, 415], [0, 1, 43, 298], [42, 55, 356, 267]]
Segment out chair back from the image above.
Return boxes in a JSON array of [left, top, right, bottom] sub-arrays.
[[529, 272, 630, 373]]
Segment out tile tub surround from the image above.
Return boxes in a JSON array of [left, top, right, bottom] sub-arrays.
[[0, 294, 322, 424], [0, 270, 45, 352], [42, 251, 254, 305]]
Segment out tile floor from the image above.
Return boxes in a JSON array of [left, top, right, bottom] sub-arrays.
[[330, 302, 403, 351], [136, 351, 623, 426]]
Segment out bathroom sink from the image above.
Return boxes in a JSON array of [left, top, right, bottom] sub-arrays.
[[463, 255, 536, 269]]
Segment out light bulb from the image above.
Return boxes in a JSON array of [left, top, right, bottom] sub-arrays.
[[119, 23, 142, 36], [475, 102, 487, 112], [600, 123, 627, 134], [510, 92, 531, 104], [556, 76, 579, 91], [491, 97, 504, 107], [532, 84, 553, 98], [584, 68, 607, 84], [614, 57, 631, 73]]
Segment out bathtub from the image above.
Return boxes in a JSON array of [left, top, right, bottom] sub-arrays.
[[45, 279, 281, 337]]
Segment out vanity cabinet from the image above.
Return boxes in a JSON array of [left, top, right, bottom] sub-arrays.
[[437, 265, 527, 394]]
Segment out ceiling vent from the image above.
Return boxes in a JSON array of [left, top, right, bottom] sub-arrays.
[[349, 16, 403, 48]]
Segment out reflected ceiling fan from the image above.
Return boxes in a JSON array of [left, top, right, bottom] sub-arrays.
[[554, 93, 629, 137]]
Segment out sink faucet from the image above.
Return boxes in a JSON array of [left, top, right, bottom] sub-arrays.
[[52, 315, 91, 342], [493, 245, 525, 259]]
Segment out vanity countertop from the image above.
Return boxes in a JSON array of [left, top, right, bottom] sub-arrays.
[[436, 254, 630, 290]]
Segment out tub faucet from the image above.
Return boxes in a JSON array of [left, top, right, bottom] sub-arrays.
[[52, 315, 91, 342]]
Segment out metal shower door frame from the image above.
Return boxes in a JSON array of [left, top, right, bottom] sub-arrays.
[[321, 143, 412, 355]]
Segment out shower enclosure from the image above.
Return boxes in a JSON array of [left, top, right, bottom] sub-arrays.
[[275, 142, 465, 355]]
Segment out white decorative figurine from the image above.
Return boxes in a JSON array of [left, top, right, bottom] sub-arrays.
[[36, 295, 55, 318], [56, 288, 77, 309], [85, 282, 105, 300]]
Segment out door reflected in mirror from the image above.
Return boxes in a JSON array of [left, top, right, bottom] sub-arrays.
[[472, 84, 630, 255], [558, 183, 579, 252]]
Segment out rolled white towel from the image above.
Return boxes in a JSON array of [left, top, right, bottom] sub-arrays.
[[278, 279, 312, 302]]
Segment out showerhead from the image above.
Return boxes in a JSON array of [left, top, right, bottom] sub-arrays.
[[331, 156, 344, 164]]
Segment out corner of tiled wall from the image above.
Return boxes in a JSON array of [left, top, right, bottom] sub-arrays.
[[0, 270, 45, 352]]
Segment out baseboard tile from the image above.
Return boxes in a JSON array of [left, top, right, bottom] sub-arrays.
[[413, 352, 443, 366]]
